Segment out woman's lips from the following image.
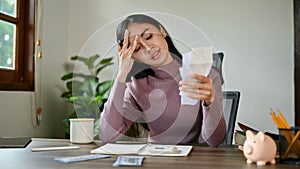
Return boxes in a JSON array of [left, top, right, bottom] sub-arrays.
[[151, 49, 160, 60]]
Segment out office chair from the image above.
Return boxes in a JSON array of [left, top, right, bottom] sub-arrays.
[[221, 91, 241, 145], [212, 52, 241, 145]]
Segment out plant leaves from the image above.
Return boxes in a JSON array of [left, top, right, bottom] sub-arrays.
[[63, 112, 77, 135], [70, 55, 80, 60], [66, 80, 83, 92], [96, 63, 114, 75], [100, 57, 113, 64], [93, 117, 100, 137], [61, 54, 114, 136], [61, 72, 74, 81], [71, 54, 100, 70], [61, 91, 72, 98], [62, 72, 95, 81], [97, 80, 114, 95], [94, 95, 103, 102], [80, 78, 99, 96]]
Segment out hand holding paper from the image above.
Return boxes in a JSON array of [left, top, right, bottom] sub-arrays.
[[179, 47, 213, 105]]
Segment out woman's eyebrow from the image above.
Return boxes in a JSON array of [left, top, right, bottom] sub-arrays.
[[141, 28, 150, 37]]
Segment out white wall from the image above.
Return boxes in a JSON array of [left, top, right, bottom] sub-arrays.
[[0, 0, 69, 138], [0, 0, 294, 138], [67, 0, 294, 134]]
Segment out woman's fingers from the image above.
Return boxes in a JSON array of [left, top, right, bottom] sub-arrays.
[[128, 35, 138, 54], [190, 73, 209, 82], [122, 29, 129, 49], [179, 73, 215, 104], [116, 32, 138, 83], [117, 43, 121, 51], [118, 29, 129, 55], [119, 36, 138, 59], [179, 79, 211, 91]]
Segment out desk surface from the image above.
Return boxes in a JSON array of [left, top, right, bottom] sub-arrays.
[[0, 138, 298, 169]]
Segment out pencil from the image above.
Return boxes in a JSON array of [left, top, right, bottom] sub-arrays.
[[283, 130, 300, 158], [270, 110, 300, 157], [270, 112, 285, 129], [278, 112, 290, 129]]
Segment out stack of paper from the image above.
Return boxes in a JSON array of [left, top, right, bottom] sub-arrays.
[[91, 143, 193, 157]]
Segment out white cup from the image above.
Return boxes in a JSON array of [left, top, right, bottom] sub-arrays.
[[69, 118, 94, 144]]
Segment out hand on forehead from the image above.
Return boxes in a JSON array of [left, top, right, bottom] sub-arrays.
[[126, 23, 163, 44], [127, 23, 160, 37]]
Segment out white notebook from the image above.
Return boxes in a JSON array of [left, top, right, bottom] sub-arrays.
[[90, 143, 193, 157]]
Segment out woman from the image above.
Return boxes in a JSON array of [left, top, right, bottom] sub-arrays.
[[99, 14, 226, 146]]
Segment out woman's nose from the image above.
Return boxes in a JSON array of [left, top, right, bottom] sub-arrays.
[[140, 40, 153, 54]]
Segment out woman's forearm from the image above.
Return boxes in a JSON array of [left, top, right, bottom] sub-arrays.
[[99, 81, 133, 144], [200, 69, 226, 146]]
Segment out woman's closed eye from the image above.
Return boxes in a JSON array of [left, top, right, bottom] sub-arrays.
[[134, 34, 152, 52], [145, 34, 152, 40]]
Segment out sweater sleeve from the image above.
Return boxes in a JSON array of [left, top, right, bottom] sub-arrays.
[[200, 68, 226, 146], [98, 80, 141, 144]]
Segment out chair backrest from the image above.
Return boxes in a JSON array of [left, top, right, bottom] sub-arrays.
[[212, 52, 241, 145], [212, 52, 224, 85], [221, 91, 241, 145]]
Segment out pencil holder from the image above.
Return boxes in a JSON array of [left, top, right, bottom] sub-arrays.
[[278, 127, 300, 165]]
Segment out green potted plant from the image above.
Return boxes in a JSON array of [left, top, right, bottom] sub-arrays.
[[60, 54, 114, 138]]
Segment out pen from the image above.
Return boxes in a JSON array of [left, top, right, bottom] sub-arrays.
[[31, 145, 80, 152], [137, 143, 150, 153]]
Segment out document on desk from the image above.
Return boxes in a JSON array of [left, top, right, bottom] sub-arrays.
[[90, 143, 193, 157]]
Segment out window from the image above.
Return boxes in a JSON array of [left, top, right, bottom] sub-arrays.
[[0, 0, 35, 91]]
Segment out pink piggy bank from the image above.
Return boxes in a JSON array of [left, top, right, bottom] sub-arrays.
[[243, 130, 277, 166]]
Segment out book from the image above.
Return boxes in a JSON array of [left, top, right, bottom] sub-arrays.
[[234, 130, 246, 151], [234, 130, 246, 146], [237, 122, 279, 140], [0, 137, 31, 148], [91, 143, 193, 157]]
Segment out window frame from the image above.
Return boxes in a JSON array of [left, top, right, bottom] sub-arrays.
[[295, 0, 300, 126], [0, 0, 35, 91]]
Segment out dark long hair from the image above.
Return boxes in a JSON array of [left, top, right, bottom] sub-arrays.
[[116, 14, 182, 80]]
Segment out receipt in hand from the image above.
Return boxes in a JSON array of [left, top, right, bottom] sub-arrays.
[[180, 47, 213, 105], [182, 47, 213, 76]]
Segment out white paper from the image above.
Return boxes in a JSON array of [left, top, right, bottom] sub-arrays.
[[180, 47, 213, 105], [182, 47, 213, 77], [90, 143, 193, 157], [138, 144, 193, 157], [90, 143, 146, 155], [54, 154, 110, 163], [179, 67, 198, 105]]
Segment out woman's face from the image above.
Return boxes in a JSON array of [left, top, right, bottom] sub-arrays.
[[126, 23, 173, 67]]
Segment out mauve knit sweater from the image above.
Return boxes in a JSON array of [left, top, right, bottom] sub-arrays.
[[99, 60, 226, 146]]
